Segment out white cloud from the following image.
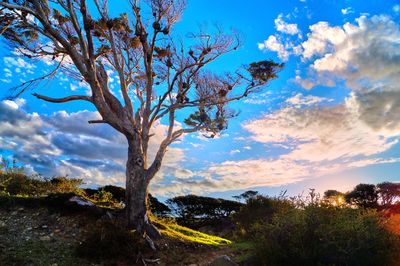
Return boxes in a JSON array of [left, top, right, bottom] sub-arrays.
[[70, 84, 77, 91], [394, 5, 400, 13], [4, 57, 35, 70], [295, 15, 400, 131], [341, 7, 354, 15], [274, 14, 300, 35], [244, 91, 272, 105], [229, 149, 240, 155], [199, 93, 394, 194], [258, 14, 302, 61], [285, 93, 332, 106], [258, 35, 290, 61], [244, 94, 399, 162], [0, 100, 187, 191], [301, 21, 346, 60], [300, 15, 400, 80]]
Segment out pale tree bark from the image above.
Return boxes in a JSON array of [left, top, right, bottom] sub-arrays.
[[125, 140, 161, 239], [0, 0, 284, 242]]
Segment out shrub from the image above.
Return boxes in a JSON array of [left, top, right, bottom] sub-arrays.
[[2, 173, 82, 196], [49, 176, 83, 194], [101, 185, 125, 202], [4, 173, 33, 195], [93, 189, 114, 203], [252, 205, 400, 265], [232, 195, 292, 239]]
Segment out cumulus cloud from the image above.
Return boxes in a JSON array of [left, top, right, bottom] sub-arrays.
[[258, 14, 302, 61], [301, 21, 346, 60], [295, 15, 400, 132], [258, 35, 289, 61], [249, 97, 398, 162], [274, 14, 300, 35], [298, 15, 400, 85], [0, 100, 186, 190]]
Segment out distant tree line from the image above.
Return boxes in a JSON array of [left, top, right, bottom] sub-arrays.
[[323, 182, 400, 210]]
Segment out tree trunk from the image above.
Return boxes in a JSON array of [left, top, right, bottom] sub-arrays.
[[125, 141, 161, 240]]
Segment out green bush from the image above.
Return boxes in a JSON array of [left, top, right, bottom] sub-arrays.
[[1, 172, 83, 196], [232, 195, 292, 239], [93, 189, 114, 203], [49, 176, 83, 194], [4, 173, 33, 195], [252, 205, 400, 266]]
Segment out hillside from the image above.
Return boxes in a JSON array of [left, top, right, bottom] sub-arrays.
[[0, 195, 246, 266]]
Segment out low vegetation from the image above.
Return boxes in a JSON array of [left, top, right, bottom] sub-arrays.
[[235, 197, 400, 265], [2, 159, 400, 265]]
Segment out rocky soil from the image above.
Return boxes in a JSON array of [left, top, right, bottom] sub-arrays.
[[0, 205, 96, 266]]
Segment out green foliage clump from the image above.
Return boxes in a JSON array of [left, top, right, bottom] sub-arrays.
[[0, 158, 25, 193], [92, 189, 114, 203], [346, 183, 379, 209], [1, 158, 83, 196], [3, 174, 83, 196], [49, 176, 83, 194], [247, 60, 284, 82]]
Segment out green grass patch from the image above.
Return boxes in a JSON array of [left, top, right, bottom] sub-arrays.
[[155, 216, 232, 245], [229, 241, 256, 262]]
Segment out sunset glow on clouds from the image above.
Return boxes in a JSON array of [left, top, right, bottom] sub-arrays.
[[1, 0, 400, 198]]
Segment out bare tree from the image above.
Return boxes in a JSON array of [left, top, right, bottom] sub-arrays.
[[0, 0, 283, 240]]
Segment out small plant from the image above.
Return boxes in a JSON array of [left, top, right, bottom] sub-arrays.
[[0, 158, 25, 193], [93, 189, 114, 203]]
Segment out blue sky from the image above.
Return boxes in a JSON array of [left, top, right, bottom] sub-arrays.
[[1, 0, 400, 200]]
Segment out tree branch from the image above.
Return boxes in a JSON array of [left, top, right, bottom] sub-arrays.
[[88, 119, 107, 124], [32, 93, 92, 103]]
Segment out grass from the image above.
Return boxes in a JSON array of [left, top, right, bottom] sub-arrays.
[[229, 241, 257, 263], [0, 192, 236, 266], [154, 216, 232, 245], [0, 239, 88, 266]]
